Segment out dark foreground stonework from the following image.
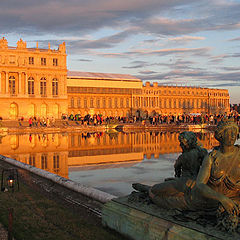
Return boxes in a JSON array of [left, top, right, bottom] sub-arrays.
[[102, 193, 240, 240]]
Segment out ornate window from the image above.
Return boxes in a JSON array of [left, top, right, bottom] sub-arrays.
[[41, 58, 46, 66], [9, 76, 16, 95], [28, 77, 34, 95], [52, 78, 58, 96], [29, 57, 34, 65], [53, 58, 58, 66], [40, 77, 47, 96]]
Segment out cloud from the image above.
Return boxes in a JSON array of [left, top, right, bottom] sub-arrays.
[[1, 0, 240, 37], [76, 59, 93, 62], [168, 35, 205, 43], [138, 70, 158, 74], [0, 0, 200, 34], [228, 37, 240, 41], [95, 47, 211, 58], [136, 68, 240, 88]]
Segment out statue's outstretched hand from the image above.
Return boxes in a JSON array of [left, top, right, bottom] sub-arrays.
[[220, 197, 239, 215]]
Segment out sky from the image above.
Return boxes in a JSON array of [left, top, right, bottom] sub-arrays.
[[1, 0, 240, 103]]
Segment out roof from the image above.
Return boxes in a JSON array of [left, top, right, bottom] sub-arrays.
[[67, 71, 141, 82]]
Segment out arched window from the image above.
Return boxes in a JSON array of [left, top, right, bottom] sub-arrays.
[[40, 77, 47, 96], [9, 76, 16, 95], [28, 77, 34, 95], [52, 78, 58, 96]]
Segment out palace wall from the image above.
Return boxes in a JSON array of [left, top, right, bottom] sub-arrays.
[[0, 37, 68, 119]]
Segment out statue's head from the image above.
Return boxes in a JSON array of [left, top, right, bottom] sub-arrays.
[[178, 131, 198, 151], [214, 118, 239, 145]]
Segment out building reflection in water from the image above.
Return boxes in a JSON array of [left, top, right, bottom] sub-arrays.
[[0, 131, 219, 180]]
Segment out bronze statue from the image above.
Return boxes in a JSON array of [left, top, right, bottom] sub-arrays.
[[132, 119, 240, 232], [133, 131, 208, 209]]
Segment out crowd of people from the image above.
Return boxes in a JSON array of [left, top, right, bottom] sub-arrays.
[[63, 112, 240, 126]]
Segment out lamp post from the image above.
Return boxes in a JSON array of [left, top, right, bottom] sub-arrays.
[[1, 168, 19, 240]]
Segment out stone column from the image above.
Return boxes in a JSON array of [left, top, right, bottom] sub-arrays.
[[19, 72, 22, 94], [6, 72, 8, 93], [25, 73, 28, 94]]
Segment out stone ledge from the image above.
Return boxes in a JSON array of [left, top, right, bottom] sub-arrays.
[[102, 196, 239, 240]]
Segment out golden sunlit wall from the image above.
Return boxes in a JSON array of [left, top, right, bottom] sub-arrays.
[[134, 82, 230, 116], [67, 72, 142, 117], [67, 76, 230, 117], [0, 37, 68, 119]]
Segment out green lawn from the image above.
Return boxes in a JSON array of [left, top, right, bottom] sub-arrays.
[[0, 172, 126, 240]]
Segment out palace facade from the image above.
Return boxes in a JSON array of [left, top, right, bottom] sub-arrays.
[[0, 38, 230, 119], [0, 37, 68, 119]]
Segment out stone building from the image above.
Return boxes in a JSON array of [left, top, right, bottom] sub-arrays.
[[0, 37, 68, 119], [0, 37, 230, 119], [68, 72, 230, 117]]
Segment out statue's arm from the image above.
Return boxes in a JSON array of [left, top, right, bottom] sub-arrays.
[[174, 155, 182, 177]]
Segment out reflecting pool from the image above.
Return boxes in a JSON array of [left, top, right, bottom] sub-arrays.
[[0, 130, 238, 196]]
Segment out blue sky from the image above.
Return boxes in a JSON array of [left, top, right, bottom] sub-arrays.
[[1, 0, 240, 103]]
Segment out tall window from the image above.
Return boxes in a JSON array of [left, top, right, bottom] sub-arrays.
[[40, 77, 47, 96], [71, 97, 74, 108], [108, 98, 112, 108], [9, 76, 16, 95], [53, 154, 60, 174], [90, 98, 94, 108], [41, 154, 47, 169], [41, 58, 46, 66], [53, 154, 59, 169], [84, 98, 87, 108], [120, 98, 123, 108], [29, 155, 36, 167], [126, 98, 129, 108], [115, 98, 118, 108], [29, 57, 34, 65], [52, 78, 58, 96], [28, 77, 34, 95], [97, 98, 100, 108], [103, 98, 106, 108], [53, 58, 58, 66], [77, 98, 81, 108]]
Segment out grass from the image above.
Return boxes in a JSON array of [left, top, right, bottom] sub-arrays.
[[0, 172, 126, 240]]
